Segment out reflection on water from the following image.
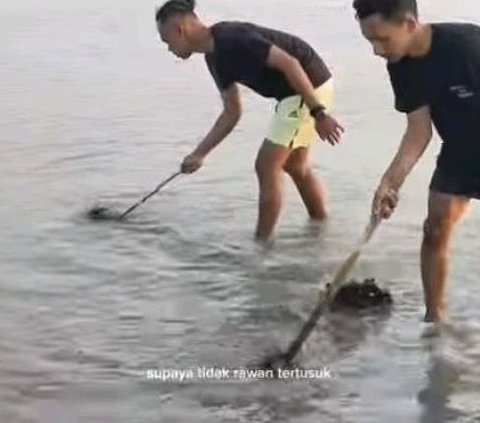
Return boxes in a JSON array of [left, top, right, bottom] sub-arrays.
[[419, 324, 480, 423]]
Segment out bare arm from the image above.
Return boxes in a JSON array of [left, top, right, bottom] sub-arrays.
[[182, 84, 241, 173], [266, 45, 323, 110], [193, 84, 242, 157], [373, 105, 433, 217], [266, 45, 344, 145], [381, 106, 433, 190]]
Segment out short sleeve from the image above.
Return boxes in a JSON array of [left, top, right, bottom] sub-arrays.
[[387, 62, 428, 113], [205, 24, 273, 92], [225, 27, 272, 79], [236, 30, 272, 69], [205, 54, 232, 92]]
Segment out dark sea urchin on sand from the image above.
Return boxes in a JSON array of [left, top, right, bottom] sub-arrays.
[[329, 278, 392, 311], [86, 205, 123, 221], [255, 278, 393, 372]]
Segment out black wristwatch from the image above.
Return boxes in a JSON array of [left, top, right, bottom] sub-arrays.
[[310, 105, 326, 119]]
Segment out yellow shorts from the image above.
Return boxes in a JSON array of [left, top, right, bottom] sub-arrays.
[[265, 78, 334, 149]]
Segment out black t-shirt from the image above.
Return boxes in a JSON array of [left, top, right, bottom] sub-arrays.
[[388, 23, 480, 174], [205, 21, 331, 101]]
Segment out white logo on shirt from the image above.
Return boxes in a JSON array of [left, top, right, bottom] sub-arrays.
[[449, 85, 475, 99]]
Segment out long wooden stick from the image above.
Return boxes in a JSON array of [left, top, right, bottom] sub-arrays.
[[281, 215, 381, 363], [118, 171, 182, 219]]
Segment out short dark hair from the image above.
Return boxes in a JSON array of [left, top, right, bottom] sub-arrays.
[[353, 0, 418, 20], [155, 0, 196, 23]]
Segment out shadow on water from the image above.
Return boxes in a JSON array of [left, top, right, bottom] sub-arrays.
[[119, 217, 396, 421], [149, 283, 395, 422]]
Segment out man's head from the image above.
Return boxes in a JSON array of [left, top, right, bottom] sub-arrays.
[[156, 0, 198, 59], [353, 0, 419, 62]]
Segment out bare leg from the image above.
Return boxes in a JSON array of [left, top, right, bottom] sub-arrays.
[[254, 140, 291, 242], [284, 147, 328, 220], [421, 191, 470, 322]]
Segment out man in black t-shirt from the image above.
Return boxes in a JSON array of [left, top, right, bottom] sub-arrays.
[[353, 0, 480, 322], [156, 0, 344, 241]]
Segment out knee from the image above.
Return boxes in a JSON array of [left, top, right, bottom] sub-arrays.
[[284, 161, 309, 181], [255, 148, 270, 178], [423, 217, 451, 248], [255, 156, 282, 184]]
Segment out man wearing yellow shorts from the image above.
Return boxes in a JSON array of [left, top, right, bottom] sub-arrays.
[[156, 0, 344, 241]]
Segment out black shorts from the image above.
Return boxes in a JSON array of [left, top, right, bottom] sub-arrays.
[[429, 165, 480, 199]]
